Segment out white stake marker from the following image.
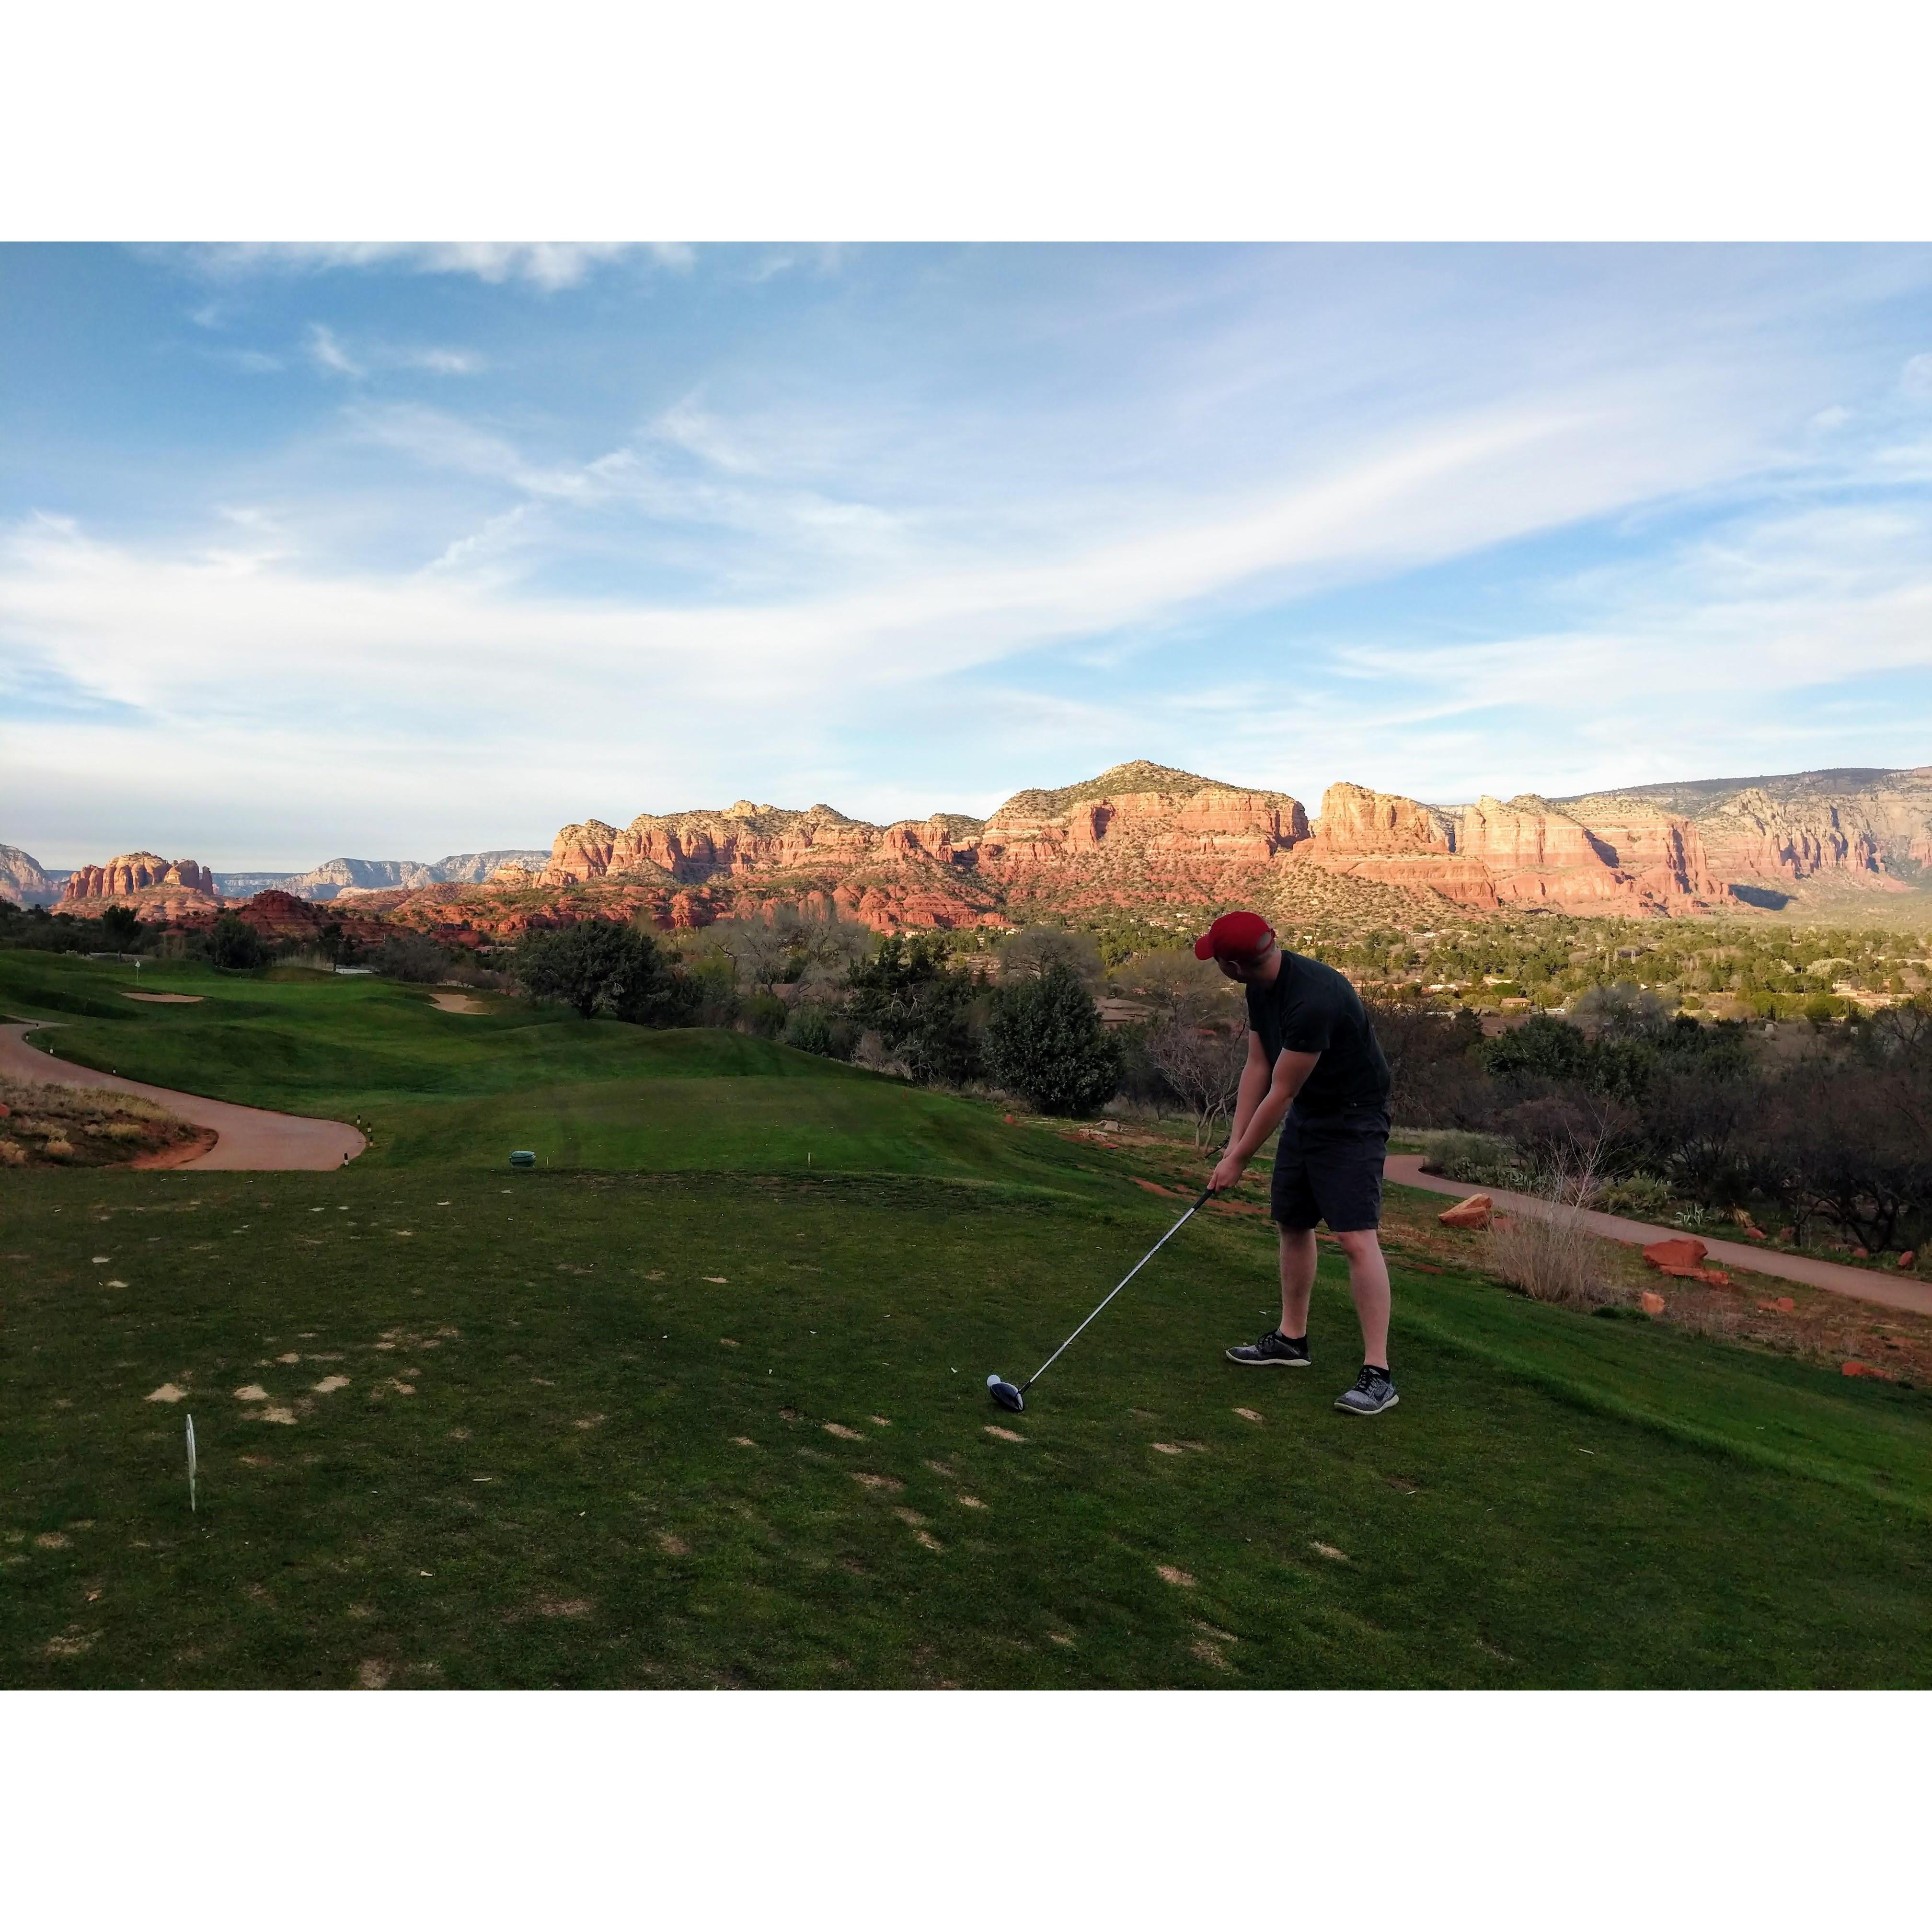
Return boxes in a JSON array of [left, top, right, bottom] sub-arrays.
[[186, 1414, 198, 1513]]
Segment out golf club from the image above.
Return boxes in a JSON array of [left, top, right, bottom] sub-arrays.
[[987, 1186, 1215, 1412]]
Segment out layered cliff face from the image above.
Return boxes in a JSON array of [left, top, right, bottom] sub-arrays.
[[1305, 786, 1722, 913], [1698, 789, 1895, 888], [59, 852, 219, 913], [516, 762, 1325, 933], [1559, 767, 1932, 903], [154, 759, 1920, 944], [0, 843, 63, 907], [540, 802, 959, 889]]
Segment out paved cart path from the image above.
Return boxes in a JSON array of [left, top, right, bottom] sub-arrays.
[[1384, 1154, 1932, 1319], [1, 1020, 365, 1172]]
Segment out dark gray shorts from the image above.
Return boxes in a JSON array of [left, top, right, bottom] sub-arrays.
[[1271, 1106, 1390, 1233]]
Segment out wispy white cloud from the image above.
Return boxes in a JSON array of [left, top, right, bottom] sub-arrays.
[[207, 347, 284, 374], [8, 245, 1931, 862], [301, 325, 482, 380], [181, 242, 676, 289], [391, 345, 485, 375], [7, 409, 1926, 837], [305, 322, 363, 378]]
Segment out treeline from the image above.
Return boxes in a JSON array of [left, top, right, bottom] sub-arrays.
[[507, 916, 1127, 1116], [1319, 911, 1932, 1018], [1384, 991, 1932, 1257]]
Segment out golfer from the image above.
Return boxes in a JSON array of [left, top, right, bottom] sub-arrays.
[[1197, 911, 1398, 1415]]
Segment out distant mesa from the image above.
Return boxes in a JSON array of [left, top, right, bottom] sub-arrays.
[[212, 850, 553, 901], [0, 842, 66, 908]]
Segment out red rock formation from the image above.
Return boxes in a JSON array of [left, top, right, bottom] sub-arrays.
[[1698, 788, 1906, 892], [1560, 767, 1932, 902], [1305, 786, 1720, 915], [0, 844, 61, 907], [165, 892, 393, 946], [61, 851, 216, 904], [510, 763, 1323, 934], [1437, 1194, 1494, 1229]]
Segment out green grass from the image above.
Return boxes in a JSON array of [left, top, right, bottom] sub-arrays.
[[3, 948, 1929, 1686], [5, 1163, 1930, 1688], [0, 951, 1104, 1189]]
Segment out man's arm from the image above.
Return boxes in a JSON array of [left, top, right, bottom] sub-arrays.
[[1224, 1029, 1273, 1152], [1210, 1046, 1319, 1193]]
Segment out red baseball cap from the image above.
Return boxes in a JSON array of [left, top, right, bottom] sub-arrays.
[[1195, 910, 1276, 962]]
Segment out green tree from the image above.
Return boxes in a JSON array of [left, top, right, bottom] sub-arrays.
[[207, 912, 267, 970], [514, 920, 680, 1023], [1484, 1013, 1592, 1082], [98, 904, 142, 951], [317, 921, 359, 966], [846, 934, 986, 1085], [985, 962, 1124, 1116]]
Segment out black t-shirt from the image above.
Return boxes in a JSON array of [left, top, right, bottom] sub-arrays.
[[1246, 951, 1392, 1118]]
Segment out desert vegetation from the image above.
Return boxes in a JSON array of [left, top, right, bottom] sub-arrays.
[[1389, 991, 1932, 1265], [0, 1076, 202, 1168]]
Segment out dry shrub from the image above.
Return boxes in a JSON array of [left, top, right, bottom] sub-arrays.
[[1486, 1153, 1624, 1311], [1488, 1208, 1622, 1310], [0, 1077, 186, 1167]]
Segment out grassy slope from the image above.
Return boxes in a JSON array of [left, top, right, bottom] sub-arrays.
[[2, 950, 1929, 1686], [0, 953, 1101, 1189]]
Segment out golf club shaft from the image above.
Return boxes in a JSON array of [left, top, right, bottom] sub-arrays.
[[1020, 1188, 1214, 1392]]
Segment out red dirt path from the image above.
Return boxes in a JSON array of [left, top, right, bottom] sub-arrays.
[[0, 1022, 365, 1172]]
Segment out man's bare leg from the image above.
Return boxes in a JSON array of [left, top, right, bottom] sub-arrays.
[[1335, 1229, 1392, 1370], [1277, 1224, 1318, 1338]]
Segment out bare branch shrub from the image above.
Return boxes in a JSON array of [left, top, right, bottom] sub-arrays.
[[1146, 1021, 1247, 1148], [1485, 1147, 1622, 1310], [998, 924, 1104, 989]]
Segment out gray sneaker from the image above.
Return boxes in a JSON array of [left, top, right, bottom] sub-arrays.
[[1334, 1366, 1398, 1415], [1225, 1329, 1311, 1368]]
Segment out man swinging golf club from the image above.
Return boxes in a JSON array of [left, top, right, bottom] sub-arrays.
[[1198, 911, 1399, 1416]]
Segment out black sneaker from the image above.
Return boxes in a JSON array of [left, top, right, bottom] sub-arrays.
[[1334, 1365, 1398, 1416], [1225, 1329, 1311, 1368]]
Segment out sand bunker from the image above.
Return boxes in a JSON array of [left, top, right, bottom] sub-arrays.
[[428, 992, 488, 1014], [122, 991, 204, 1004]]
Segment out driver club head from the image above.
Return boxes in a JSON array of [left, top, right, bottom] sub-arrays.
[[986, 1373, 1025, 1414]]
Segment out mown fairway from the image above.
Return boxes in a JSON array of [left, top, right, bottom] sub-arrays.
[[3, 953, 1930, 1687], [0, 953, 1104, 1185]]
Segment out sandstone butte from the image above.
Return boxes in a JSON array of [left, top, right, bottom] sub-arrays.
[[59, 852, 221, 922]]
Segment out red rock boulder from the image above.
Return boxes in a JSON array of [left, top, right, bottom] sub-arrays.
[[1438, 1194, 1494, 1230], [1642, 1237, 1707, 1277]]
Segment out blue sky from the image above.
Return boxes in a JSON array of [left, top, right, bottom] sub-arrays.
[[1, 242, 1929, 869]]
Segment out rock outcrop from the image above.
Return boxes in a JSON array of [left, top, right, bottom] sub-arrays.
[[0, 843, 63, 907], [509, 762, 1332, 934], [1558, 766, 1932, 903], [1304, 786, 1721, 915], [59, 852, 219, 916]]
